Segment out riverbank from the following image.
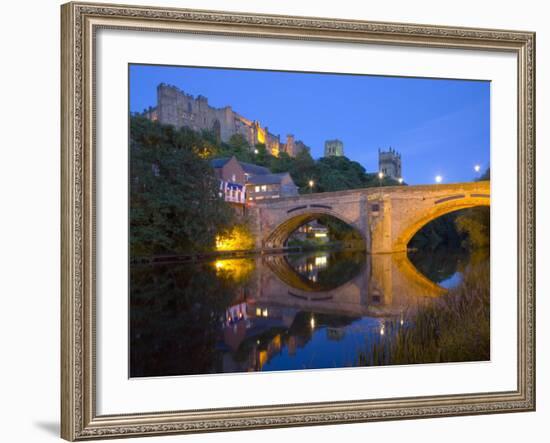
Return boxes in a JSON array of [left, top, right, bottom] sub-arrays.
[[131, 243, 365, 265]]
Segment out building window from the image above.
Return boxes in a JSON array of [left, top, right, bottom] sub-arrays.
[[231, 174, 236, 182], [261, 185, 267, 192], [187, 102, 192, 113], [255, 186, 260, 193], [371, 204, 380, 212]]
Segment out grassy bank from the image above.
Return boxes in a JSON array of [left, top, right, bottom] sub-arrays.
[[361, 251, 490, 366]]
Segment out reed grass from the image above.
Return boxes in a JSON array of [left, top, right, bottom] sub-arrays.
[[361, 257, 490, 366]]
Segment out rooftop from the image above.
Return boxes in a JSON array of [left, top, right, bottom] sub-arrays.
[[246, 173, 291, 185], [210, 157, 271, 176]]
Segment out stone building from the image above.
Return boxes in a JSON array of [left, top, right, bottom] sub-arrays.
[[211, 157, 270, 185], [246, 172, 299, 201], [146, 84, 310, 158], [324, 139, 344, 157], [210, 156, 298, 203], [378, 147, 402, 179]]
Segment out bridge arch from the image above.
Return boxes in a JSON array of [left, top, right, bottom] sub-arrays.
[[263, 209, 364, 249], [391, 195, 490, 252]]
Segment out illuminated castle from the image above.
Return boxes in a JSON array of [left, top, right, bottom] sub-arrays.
[[144, 84, 310, 157]]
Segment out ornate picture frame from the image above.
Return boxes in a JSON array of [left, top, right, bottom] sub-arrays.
[[61, 1, 535, 440]]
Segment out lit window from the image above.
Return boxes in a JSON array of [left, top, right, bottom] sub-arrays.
[[231, 174, 236, 182], [255, 186, 260, 192], [261, 185, 267, 192]]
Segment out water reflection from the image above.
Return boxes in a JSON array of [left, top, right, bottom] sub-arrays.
[[130, 248, 488, 377]]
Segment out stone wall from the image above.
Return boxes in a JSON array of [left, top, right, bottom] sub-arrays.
[[378, 148, 402, 179], [250, 181, 490, 253], [150, 83, 310, 157]]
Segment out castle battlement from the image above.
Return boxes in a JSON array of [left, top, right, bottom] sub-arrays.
[[146, 83, 310, 158], [378, 147, 402, 180], [324, 139, 344, 157]]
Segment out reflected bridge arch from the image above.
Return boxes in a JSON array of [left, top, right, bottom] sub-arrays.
[[253, 252, 448, 319]]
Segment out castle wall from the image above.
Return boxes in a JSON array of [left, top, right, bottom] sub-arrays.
[[156, 84, 239, 143], [324, 139, 344, 157], [152, 84, 309, 157]]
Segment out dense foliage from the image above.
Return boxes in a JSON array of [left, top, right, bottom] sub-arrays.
[[130, 116, 235, 257]]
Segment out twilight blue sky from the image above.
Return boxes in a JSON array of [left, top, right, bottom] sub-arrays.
[[129, 64, 490, 185]]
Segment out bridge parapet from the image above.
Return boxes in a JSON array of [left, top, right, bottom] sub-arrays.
[[249, 181, 490, 253]]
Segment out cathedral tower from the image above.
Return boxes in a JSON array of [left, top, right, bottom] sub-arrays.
[[378, 147, 402, 179]]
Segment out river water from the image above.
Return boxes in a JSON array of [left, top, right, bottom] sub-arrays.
[[130, 248, 489, 377]]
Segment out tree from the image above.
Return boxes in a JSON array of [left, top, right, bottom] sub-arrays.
[[252, 143, 270, 167], [288, 149, 317, 192], [455, 207, 490, 249], [269, 151, 294, 173], [130, 116, 235, 257]]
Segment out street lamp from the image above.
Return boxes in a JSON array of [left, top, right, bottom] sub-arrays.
[[253, 148, 259, 154], [308, 179, 314, 193], [398, 177, 404, 184], [435, 175, 443, 184]]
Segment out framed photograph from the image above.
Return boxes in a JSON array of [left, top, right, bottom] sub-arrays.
[[61, 1, 536, 440]]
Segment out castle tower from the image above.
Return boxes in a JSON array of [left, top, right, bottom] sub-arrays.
[[378, 147, 402, 180], [285, 134, 296, 156], [324, 139, 344, 157]]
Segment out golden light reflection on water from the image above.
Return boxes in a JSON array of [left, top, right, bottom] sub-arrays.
[[213, 258, 255, 283]]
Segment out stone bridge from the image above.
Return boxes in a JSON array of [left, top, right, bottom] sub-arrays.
[[248, 181, 490, 254]]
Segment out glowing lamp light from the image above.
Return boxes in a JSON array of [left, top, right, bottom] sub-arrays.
[[435, 175, 443, 184], [378, 171, 384, 180], [474, 164, 481, 173], [254, 148, 259, 154], [308, 180, 314, 187], [398, 177, 404, 184], [310, 316, 316, 330]]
